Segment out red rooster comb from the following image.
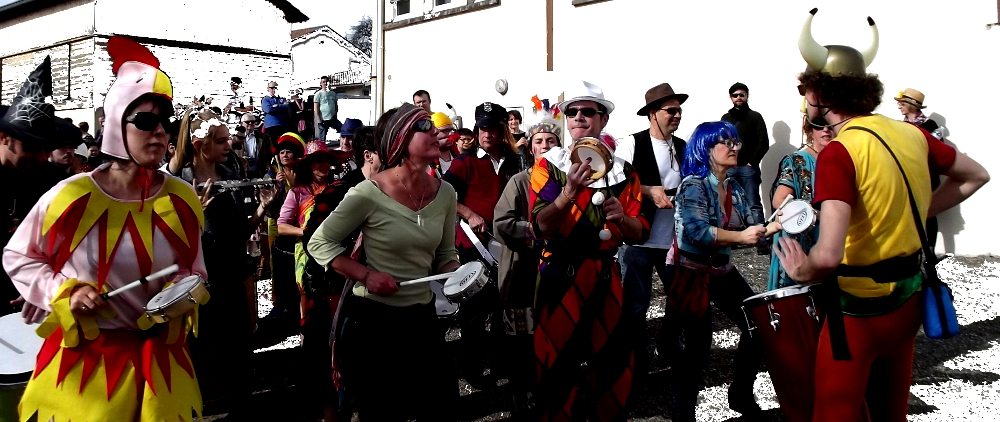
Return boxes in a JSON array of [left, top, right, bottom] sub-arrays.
[[108, 36, 160, 74]]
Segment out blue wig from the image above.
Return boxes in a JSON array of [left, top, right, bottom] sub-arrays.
[[681, 120, 740, 178]]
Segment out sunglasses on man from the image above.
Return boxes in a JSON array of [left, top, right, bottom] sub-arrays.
[[659, 107, 682, 116], [564, 107, 604, 118], [125, 112, 171, 132], [731, 92, 747, 98], [242, 120, 259, 125]]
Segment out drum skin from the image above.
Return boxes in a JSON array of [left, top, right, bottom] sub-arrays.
[[145, 276, 210, 324], [781, 199, 818, 235], [442, 261, 490, 303], [0, 313, 44, 422], [743, 285, 822, 422], [570, 137, 613, 180]]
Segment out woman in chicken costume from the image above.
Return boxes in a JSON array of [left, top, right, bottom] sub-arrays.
[[3, 37, 208, 422]]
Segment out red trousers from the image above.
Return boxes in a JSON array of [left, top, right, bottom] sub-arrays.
[[813, 295, 921, 422]]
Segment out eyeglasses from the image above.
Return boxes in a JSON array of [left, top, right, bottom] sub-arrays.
[[564, 107, 603, 118], [659, 107, 682, 116], [731, 93, 747, 98], [716, 138, 742, 150], [807, 102, 830, 109], [412, 119, 434, 132], [125, 112, 170, 132], [242, 120, 259, 125]]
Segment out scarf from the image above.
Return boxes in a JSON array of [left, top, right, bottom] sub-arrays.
[[379, 103, 428, 170], [907, 112, 928, 126]]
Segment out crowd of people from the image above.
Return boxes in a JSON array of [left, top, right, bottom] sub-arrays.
[[0, 9, 993, 422]]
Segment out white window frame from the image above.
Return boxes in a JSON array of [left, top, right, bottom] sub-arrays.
[[431, 0, 468, 14], [389, 0, 418, 21]]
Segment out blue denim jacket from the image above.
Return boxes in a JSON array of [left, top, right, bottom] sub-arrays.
[[673, 173, 758, 257]]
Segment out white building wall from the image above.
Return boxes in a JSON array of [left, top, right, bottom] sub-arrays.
[[90, 37, 292, 113], [382, 0, 1000, 255], [0, 0, 94, 57], [290, 32, 359, 89], [93, 0, 290, 53]]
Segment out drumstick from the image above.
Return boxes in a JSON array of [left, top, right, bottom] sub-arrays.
[[100, 264, 180, 300], [397, 270, 458, 287], [767, 196, 794, 223]]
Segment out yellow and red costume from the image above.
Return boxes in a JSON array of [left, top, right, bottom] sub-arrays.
[[2, 37, 209, 422]]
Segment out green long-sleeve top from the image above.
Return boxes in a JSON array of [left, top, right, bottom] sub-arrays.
[[307, 180, 459, 307]]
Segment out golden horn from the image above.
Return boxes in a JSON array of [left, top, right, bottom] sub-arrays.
[[860, 16, 879, 67], [798, 8, 829, 71]]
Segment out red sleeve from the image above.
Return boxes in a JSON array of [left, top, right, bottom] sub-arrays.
[[919, 127, 957, 175], [813, 141, 857, 207]]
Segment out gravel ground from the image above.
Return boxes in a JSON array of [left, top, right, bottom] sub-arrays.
[[197, 251, 1000, 422]]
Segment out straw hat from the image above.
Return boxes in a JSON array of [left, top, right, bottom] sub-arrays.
[[894, 88, 926, 109]]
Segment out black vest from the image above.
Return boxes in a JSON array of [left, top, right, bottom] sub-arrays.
[[630, 129, 686, 223]]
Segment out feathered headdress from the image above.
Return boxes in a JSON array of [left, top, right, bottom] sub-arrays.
[[523, 95, 564, 142], [101, 36, 174, 160]]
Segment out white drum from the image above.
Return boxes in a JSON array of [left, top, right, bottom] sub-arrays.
[[1, 313, 44, 422], [430, 280, 460, 318], [144, 275, 209, 324], [441, 261, 492, 303], [780, 199, 818, 235]]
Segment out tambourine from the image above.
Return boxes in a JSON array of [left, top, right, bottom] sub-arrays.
[[571, 137, 613, 180], [779, 199, 818, 235]]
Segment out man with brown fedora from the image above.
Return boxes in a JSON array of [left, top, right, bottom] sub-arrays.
[[615, 82, 688, 392], [721, 82, 769, 233]]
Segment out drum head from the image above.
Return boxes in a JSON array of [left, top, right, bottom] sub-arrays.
[[571, 138, 612, 180], [743, 283, 819, 308], [780, 200, 816, 235], [442, 261, 485, 297], [147, 275, 203, 311], [0, 313, 44, 382]]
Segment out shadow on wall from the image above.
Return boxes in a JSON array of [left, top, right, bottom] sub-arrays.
[[759, 120, 797, 217], [927, 112, 965, 254]]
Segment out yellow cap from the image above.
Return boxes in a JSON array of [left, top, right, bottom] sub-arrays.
[[431, 112, 453, 129]]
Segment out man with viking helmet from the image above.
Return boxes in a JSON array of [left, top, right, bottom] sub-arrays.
[[775, 9, 989, 422], [4, 37, 209, 422]]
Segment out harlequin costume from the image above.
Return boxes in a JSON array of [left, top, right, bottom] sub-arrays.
[[529, 137, 649, 422], [2, 37, 208, 422], [796, 9, 958, 422]]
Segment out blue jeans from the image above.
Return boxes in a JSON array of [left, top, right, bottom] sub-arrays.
[[727, 165, 764, 225], [317, 119, 341, 142]]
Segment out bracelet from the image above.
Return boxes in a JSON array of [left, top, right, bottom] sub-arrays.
[[361, 270, 372, 284], [561, 188, 575, 201]]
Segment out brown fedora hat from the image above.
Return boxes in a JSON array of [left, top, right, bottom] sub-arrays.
[[637, 83, 689, 116]]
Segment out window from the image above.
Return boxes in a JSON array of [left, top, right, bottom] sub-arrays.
[[435, 0, 452, 4], [396, 0, 410, 15]]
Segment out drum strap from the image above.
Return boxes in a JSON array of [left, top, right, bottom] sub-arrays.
[[820, 277, 852, 360], [835, 252, 920, 283]]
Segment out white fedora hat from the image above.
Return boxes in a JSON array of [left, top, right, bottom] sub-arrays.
[[558, 80, 615, 114]]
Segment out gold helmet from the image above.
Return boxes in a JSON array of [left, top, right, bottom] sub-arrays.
[[798, 8, 879, 77]]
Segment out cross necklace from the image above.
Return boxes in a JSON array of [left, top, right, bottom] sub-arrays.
[[395, 169, 427, 226]]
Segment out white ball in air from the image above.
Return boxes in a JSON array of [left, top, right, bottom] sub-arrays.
[[599, 229, 612, 241], [591, 191, 605, 206]]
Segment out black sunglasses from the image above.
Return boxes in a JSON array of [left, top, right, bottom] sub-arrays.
[[412, 119, 434, 132], [660, 107, 683, 115], [731, 93, 747, 98], [242, 120, 259, 125], [125, 112, 170, 132], [564, 107, 603, 118]]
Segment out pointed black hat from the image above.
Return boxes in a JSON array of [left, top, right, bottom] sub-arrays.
[[0, 56, 57, 150]]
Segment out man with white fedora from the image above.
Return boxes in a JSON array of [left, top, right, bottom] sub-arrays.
[[529, 80, 647, 421]]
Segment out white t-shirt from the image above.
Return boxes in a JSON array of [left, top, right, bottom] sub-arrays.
[[615, 132, 682, 248]]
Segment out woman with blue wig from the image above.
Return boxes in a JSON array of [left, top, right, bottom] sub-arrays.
[[663, 120, 781, 421]]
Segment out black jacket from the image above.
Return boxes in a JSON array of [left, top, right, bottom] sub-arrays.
[[721, 106, 769, 167]]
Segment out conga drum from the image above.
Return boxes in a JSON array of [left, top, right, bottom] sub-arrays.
[[742, 284, 823, 422], [0, 313, 44, 422]]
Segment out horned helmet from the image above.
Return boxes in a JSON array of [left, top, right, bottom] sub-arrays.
[[798, 8, 879, 77]]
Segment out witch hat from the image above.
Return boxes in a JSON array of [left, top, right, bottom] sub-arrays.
[[0, 56, 57, 150]]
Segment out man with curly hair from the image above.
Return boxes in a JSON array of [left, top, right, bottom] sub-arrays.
[[776, 9, 990, 422]]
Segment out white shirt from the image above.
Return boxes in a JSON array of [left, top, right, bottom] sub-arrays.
[[615, 132, 682, 249], [476, 147, 505, 174], [245, 131, 257, 159]]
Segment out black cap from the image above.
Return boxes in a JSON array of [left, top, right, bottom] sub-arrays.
[[474, 102, 507, 128], [231, 76, 242, 85], [52, 117, 84, 149], [729, 82, 749, 94]]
